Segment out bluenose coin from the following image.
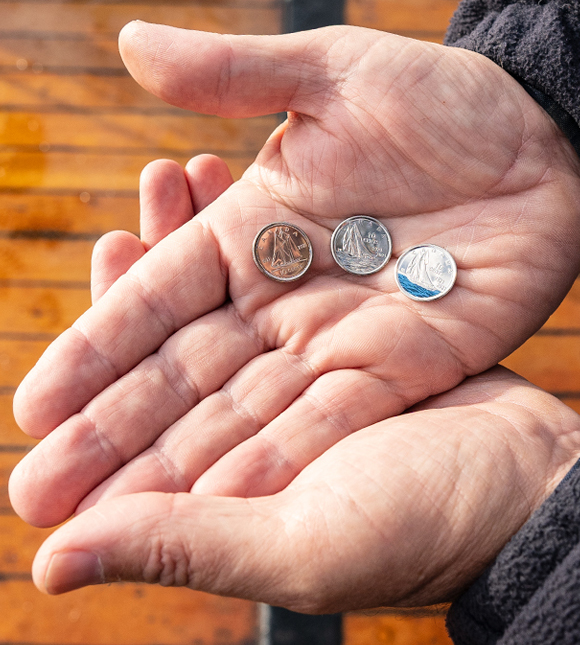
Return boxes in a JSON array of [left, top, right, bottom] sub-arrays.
[[252, 222, 313, 282], [331, 216, 392, 275], [395, 244, 457, 301]]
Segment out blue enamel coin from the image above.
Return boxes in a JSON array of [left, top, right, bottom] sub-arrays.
[[395, 244, 457, 302]]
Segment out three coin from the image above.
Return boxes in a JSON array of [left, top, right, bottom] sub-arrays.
[[252, 218, 457, 301]]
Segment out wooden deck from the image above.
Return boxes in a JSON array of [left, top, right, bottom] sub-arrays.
[[1, 1, 578, 643]]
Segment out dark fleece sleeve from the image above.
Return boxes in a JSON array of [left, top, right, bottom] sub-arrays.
[[446, 458, 580, 645], [444, 1, 580, 157]]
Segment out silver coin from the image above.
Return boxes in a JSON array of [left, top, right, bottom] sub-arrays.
[[331, 216, 392, 275], [252, 222, 313, 282], [395, 244, 457, 301]]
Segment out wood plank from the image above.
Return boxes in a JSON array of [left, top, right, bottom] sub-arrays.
[[542, 279, 580, 331], [0, 515, 48, 573], [0, 3, 280, 37], [346, 0, 458, 39], [0, 579, 256, 645], [344, 611, 452, 645], [0, 193, 139, 234], [502, 335, 580, 394], [0, 150, 255, 189], [0, 286, 89, 335], [560, 397, 580, 416], [0, 394, 36, 447], [0, 38, 122, 70], [0, 450, 24, 513], [0, 239, 92, 281], [0, 339, 51, 388], [0, 74, 172, 110], [0, 112, 276, 152]]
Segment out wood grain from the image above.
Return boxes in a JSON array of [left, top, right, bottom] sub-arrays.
[[0, 193, 139, 234], [0, 149, 255, 189], [0, 580, 257, 645], [0, 3, 280, 37], [0, 112, 276, 153], [0, 339, 51, 387], [0, 450, 24, 513], [0, 394, 34, 446], [344, 612, 451, 645], [0, 74, 171, 109], [502, 334, 580, 395], [0, 239, 93, 281], [346, 0, 458, 42], [0, 515, 48, 571], [0, 286, 89, 335]]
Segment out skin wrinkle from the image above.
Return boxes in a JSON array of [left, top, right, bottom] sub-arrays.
[[142, 496, 180, 586], [340, 456, 468, 608], [257, 126, 343, 219], [291, 32, 347, 118], [217, 383, 263, 439], [195, 219, 229, 293], [462, 413, 543, 519], [223, 301, 267, 365], [147, 446, 190, 503], [214, 36, 236, 119], [121, 271, 177, 340], [150, 350, 201, 413], [67, 325, 123, 391], [398, 430, 474, 521], [381, 61, 523, 204], [301, 381, 356, 444], [79, 410, 125, 472]]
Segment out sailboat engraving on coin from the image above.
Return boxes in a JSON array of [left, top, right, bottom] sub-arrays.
[[331, 216, 392, 275], [395, 244, 457, 301], [271, 226, 302, 268], [253, 223, 313, 282]]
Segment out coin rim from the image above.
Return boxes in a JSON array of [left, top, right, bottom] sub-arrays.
[[394, 243, 457, 302], [330, 216, 393, 276], [252, 222, 313, 283]]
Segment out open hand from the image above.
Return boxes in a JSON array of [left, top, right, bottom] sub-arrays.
[[29, 368, 580, 609], [10, 24, 580, 528]]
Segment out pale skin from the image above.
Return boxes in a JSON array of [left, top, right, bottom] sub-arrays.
[[8, 23, 580, 608]]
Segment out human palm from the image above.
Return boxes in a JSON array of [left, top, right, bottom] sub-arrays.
[[10, 24, 580, 530], [29, 367, 580, 606]]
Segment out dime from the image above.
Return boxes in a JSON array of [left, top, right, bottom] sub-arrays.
[[331, 216, 392, 275], [395, 244, 457, 301], [252, 222, 313, 282]]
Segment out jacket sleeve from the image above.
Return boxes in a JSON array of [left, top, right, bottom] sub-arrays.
[[446, 457, 580, 645], [444, 1, 580, 157]]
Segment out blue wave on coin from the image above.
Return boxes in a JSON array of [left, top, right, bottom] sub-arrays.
[[397, 274, 440, 299]]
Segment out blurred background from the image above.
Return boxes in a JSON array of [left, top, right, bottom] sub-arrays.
[[1, 0, 578, 643]]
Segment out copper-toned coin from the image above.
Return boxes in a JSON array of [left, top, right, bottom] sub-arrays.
[[252, 223, 313, 282]]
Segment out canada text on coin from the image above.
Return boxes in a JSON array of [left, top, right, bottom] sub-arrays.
[[331, 216, 392, 275], [395, 244, 457, 301], [253, 223, 313, 282]]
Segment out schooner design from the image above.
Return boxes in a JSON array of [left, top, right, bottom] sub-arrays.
[[403, 248, 438, 292]]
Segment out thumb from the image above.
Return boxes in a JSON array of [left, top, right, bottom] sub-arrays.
[[118, 21, 348, 118], [32, 492, 303, 605]]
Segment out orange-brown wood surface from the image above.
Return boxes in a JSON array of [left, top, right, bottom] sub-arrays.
[[2, 1, 577, 644]]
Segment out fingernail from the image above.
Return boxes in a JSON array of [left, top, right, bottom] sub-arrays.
[[44, 551, 104, 594]]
